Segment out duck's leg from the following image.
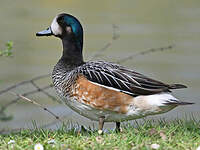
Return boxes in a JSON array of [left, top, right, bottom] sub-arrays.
[[116, 122, 121, 132], [98, 116, 105, 134]]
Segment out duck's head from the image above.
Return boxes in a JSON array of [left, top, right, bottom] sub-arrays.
[[36, 13, 83, 51]]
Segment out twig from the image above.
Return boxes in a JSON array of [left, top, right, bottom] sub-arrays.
[[90, 24, 120, 60], [10, 92, 61, 121], [0, 74, 50, 95], [116, 45, 175, 64], [30, 81, 57, 101], [0, 85, 54, 113], [0, 41, 13, 57]]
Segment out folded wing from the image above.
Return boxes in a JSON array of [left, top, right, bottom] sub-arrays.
[[77, 61, 186, 96]]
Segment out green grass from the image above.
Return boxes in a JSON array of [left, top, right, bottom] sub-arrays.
[[0, 119, 200, 150]]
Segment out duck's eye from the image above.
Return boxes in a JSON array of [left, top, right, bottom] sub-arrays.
[[57, 17, 64, 24]]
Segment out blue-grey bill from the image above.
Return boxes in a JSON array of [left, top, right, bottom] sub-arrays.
[[36, 27, 53, 36]]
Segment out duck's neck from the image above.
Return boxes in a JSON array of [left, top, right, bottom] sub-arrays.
[[60, 36, 84, 66]]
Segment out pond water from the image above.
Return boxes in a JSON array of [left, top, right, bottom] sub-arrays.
[[0, 0, 200, 131]]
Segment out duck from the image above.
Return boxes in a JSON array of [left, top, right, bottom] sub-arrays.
[[36, 13, 193, 132]]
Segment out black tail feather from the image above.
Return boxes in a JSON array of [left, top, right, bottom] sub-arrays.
[[176, 101, 194, 105], [164, 101, 194, 105], [169, 84, 187, 89]]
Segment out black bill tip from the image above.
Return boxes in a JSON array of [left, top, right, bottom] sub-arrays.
[[36, 27, 53, 36]]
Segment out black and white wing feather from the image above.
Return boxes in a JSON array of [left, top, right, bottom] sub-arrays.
[[77, 61, 186, 96]]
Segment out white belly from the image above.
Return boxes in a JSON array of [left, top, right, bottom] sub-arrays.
[[62, 97, 175, 122], [64, 98, 139, 122]]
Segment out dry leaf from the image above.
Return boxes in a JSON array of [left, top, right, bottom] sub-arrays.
[[159, 131, 167, 140], [149, 128, 157, 136], [96, 136, 103, 143]]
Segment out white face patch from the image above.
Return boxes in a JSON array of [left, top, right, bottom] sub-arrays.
[[51, 16, 62, 36]]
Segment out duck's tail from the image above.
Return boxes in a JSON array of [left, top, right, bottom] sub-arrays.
[[168, 84, 187, 89], [165, 84, 194, 105], [163, 100, 194, 105], [133, 93, 194, 116], [140, 93, 195, 107]]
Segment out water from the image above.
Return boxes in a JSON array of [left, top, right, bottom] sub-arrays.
[[0, 0, 200, 131]]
